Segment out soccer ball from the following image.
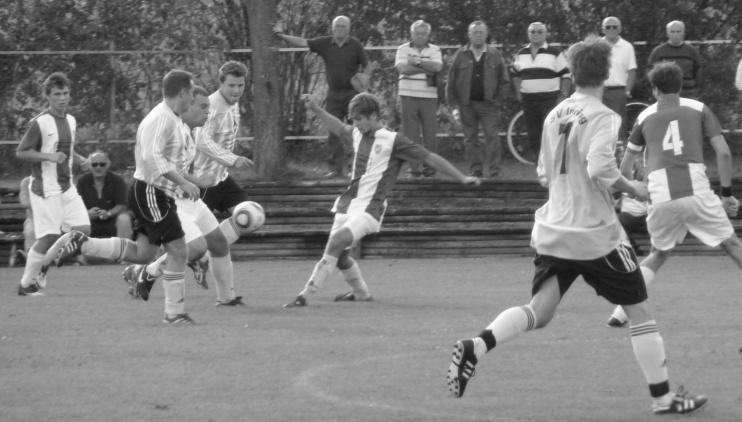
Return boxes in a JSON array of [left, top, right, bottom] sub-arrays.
[[232, 201, 265, 233]]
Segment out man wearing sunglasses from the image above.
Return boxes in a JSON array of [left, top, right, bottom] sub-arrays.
[[76, 151, 133, 240], [511, 22, 571, 162], [601, 16, 637, 145]]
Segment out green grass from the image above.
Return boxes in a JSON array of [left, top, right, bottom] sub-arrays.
[[1, 256, 740, 421]]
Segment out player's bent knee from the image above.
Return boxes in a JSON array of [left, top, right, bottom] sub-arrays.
[[204, 229, 229, 256], [336, 250, 354, 270]]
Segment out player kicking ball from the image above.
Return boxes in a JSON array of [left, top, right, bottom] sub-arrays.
[[284, 93, 480, 308], [447, 37, 706, 415]]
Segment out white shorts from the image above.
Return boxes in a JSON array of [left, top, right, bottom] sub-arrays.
[[647, 192, 734, 251], [30, 186, 90, 237], [331, 212, 381, 243], [175, 198, 220, 243]]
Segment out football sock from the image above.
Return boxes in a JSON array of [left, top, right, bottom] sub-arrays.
[[20, 248, 45, 287], [341, 261, 370, 298], [146, 254, 168, 278], [299, 254, 338, 296], [210, 254, 235, 301], [220, 218, 241, 245], [162, 270, 186, 316], [477, 305, 537, 359], [81, 237, 127, 261], [630, 320, 670, 399]]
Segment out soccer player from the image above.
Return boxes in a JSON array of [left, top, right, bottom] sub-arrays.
[[56, 69, 200, 325], [124, 85, 246, 306], [284, 92, 480, 308], [606, 62, 742, 327], [15, 72, 91, 296], [188, 60, 254, 301], [446, 37, 706, 415]]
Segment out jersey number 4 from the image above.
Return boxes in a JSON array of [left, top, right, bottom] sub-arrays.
[[662, 120, 684, 156]]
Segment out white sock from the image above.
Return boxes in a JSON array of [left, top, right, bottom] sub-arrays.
[[640, 266, 655, 286], [42, 234, 70, 266], [220, 218, 241, 244], [630, 321, 670, 400], [299, 254, 338, 296], [162, 270, 185, 316], [210, 254, 235, 301], [146, 254, 168, 278], [341, 262, 370, 298], [21, 248, 45, 287], [484, 305, 537, 352], [81, 237, 125, 261]]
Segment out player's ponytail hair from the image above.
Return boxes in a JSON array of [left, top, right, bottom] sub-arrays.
[[566, 35, 611, 88]]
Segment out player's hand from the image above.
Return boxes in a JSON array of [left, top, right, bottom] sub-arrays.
[[180, 180, 201, 201], [722, 195, 739, 217], [630, 181, 648, 201], [462, 176, 481, 186], [234, 156, 254, 169], [301, 94, 320, 112], [50, 152, 67, 163]]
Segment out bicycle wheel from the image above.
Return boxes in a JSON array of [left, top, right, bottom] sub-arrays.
[[506, 110, 534, 165], [624, 101, 649, 139]]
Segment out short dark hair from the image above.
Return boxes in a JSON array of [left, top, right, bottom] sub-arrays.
[[193, 84, 209, 98], [162, 69, 194, 98], [566, 36, 611, 88], [348, 92, 380, 118], [219, 61, 248, 83], [648, 62, 683, 94], [42, 72, 71, 95]]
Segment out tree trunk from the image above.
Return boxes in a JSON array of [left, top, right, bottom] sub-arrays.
[[244, 0, 285, 180]]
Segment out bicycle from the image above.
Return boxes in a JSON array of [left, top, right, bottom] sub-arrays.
[[506, 101, 650, 165]]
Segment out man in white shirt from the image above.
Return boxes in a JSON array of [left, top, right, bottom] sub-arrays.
[[601, 16, 637, 143], [395, 20, 442, 177]]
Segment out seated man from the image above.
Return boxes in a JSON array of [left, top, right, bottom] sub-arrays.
[[76, 151, 133, 239]]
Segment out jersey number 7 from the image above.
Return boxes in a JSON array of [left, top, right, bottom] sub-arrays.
[[558, 122, 573, 174], [662, 120, 684, 156]]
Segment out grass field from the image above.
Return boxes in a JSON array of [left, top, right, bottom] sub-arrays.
[[1, 256, 741, 422]]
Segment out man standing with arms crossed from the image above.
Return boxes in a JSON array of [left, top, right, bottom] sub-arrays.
[[275, 15, 369, 178], [395, 19, 442, 178]]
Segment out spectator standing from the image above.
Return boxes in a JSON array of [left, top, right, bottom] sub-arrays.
[[511, 22, 571, 162], [395, 20, 443, 178], [648, 21, 701, 98], [76, 151, 132, 239], [446, 20, 509, 177], [275, 16, 369, 179], [601, 16, 637, 143]]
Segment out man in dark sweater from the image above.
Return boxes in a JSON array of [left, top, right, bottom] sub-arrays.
[[648, 21, 701, 98], [276, 16, 369, 178]]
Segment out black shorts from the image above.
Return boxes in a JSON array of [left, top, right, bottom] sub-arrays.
[[129, 180, 184, 246], [200, 176, 249, 213], [531, 244, 648, 306]]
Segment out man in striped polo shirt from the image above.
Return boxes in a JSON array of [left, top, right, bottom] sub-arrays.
[[511, 22, 571, 162], [284, 93, 480, 308], [607, 62, 742, 328], [16, 72, 91, 296], [448, 38, 706, 415], [648, 21, 701, 99], [56, 69, 200, 325], [395, 19, 443, 177]]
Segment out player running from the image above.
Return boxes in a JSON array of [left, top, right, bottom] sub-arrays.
[[447, 37, 706, 415], [606, 61, 742, 327]]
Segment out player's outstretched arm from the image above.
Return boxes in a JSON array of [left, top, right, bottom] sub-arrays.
[[709, 134, 738, 216], [423, 153, 481, 185], [302, 94, 352, 140]]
